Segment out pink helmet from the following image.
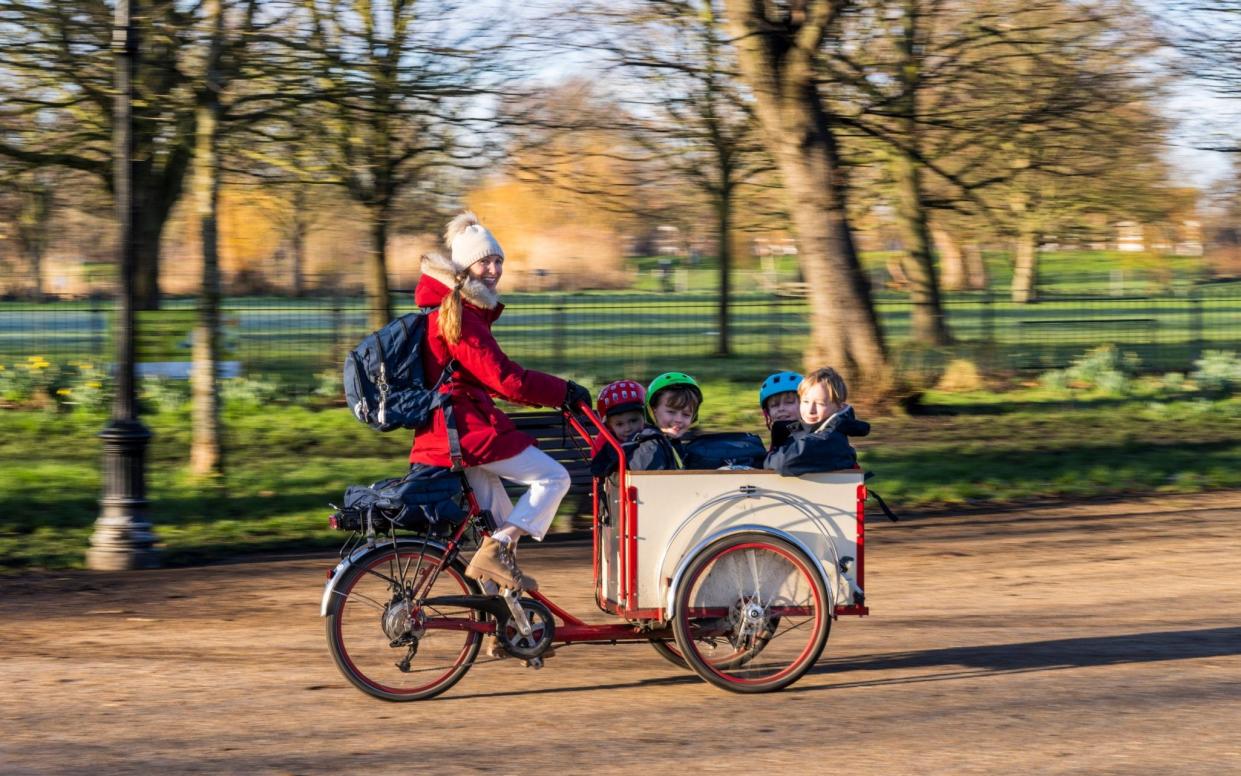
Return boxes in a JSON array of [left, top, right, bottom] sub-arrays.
[[596, 380, 646, 418]]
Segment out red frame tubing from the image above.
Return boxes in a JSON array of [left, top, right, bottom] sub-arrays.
[[835, 482, 869, 617], [424, 619, 493, 634], [856, 482, 866, 594], [564, 404, 629, 611], [626, 486, 639, 612], [528, 589, 585, 626], [555, 623, 651, 643], [591, 477, 601, 607]]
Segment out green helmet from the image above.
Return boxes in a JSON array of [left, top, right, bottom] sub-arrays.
[[646, 372, 703, 421]]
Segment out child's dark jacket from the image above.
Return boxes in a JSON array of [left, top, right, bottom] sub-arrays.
[[764, 407, 870, 476], [591, 426, 684, 477]]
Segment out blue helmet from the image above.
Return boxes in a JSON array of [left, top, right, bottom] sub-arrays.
[[759, 371, 803, 410]]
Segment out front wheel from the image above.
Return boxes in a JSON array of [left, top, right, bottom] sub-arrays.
[[326, 544, 482, 701], [672, 533, 830, 693]]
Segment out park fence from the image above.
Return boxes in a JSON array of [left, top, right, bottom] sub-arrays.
[[2, 287, 1239, 391]]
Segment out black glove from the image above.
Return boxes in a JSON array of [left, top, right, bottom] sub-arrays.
[[564, 381, 592, 411], [770, 419, 800, 448]]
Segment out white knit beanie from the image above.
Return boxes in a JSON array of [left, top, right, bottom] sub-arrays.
[[444, 211, 504, 274]]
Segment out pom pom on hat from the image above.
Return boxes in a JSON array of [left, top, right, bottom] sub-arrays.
[[444, 211, 504, 274]]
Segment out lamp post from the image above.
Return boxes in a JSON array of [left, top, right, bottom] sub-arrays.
[[87, 0, 158, 570]]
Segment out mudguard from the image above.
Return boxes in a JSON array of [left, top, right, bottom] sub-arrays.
[[663, 524, 836, 622], [320, 537, 451, 617]]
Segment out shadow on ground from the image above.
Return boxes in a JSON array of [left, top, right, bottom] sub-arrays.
[[803, 626, 1241, 690]]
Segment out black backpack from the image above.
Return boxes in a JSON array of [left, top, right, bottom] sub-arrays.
[[683, 432, 768, 470], [343, 310, 451, 432]]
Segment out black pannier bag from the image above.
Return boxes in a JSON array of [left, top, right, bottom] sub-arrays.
[[335, 464, 466, 533], [683, 432, 767, 470]]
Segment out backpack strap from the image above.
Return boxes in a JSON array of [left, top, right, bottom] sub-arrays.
[[418, 304, 464, 470], [868, 488, 900, 522], [433, 358, 465, 471]]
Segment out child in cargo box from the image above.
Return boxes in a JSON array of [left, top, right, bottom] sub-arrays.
[[590, 372, 702, 476], [764, 367, 871, 476], [758, 370, 803, 451]]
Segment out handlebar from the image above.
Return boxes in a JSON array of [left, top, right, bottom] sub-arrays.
[[560, 401, 624, 458], [560, 402, 627, 482]]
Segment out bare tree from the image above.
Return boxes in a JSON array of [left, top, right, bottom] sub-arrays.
[[0, 167, 54, 298], [588, 0, 775, 355], [723, 0, 892, 392], [292, 0, 492, 331], [824, 0, 955, 343], [829, 0, 1170, 305], [1160, 3, 1241, 101], [1157, 2, 1241, 154], [189, 0, 287, 477], [0, 1, 211, 309]]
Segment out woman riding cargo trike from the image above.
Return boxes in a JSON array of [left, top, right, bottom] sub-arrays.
[[320, 401, 869, 700], [324, 211, 869, 700]]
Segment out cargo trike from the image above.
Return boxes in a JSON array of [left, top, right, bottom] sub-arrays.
[[320, 405, 869, 700]]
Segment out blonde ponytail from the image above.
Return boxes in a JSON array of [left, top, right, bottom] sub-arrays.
[[438, 279, 465, 345]]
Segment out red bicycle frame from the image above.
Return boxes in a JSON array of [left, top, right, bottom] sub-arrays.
[[417, 404, 671, 644]]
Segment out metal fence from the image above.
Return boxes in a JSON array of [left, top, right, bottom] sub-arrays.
[[2, 286, 1239, 390]]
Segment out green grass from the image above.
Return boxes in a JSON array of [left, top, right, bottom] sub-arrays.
[[1, 379, 1238, 570]]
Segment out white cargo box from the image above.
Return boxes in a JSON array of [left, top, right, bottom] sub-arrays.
[[599, 469, 866, 619]]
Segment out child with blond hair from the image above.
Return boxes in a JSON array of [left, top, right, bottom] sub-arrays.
[[764, 367, 870, 475]]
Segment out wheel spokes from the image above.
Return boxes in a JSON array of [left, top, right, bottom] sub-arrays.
[[677, 540, 826, 688]]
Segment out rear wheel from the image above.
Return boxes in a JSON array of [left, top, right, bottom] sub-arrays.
[[672, 533, 829, 693], [326, 544, 482, 701]]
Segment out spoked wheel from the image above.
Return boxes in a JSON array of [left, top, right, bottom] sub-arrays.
[[326, 544, 482, 701], [672, 533, 830, 693]]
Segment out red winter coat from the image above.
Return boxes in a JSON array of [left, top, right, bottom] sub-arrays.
[[409, 266, 567, 468]]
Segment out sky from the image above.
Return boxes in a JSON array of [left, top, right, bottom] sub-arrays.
[[1161, 82, 1239, 189]]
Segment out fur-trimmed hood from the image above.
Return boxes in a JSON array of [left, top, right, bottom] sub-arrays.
[[415, 252, 501, 312]]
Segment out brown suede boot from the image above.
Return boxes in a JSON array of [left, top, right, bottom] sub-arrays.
[[465, 537, 537, 592]]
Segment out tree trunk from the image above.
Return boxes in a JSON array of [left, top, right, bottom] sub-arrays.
[[23, 245, 45, 300], [290, 187, 307, 298], [189, 4, 223, 478], [785, 127, 889, 390], [715, 190, 732, 356], [132, 206, 161, 310], [16, 180, 52, 299], [367, 207, 393, 331], [1011, 226, 1039, 303], [131, 108, 195, 311], [933, 227, 966, 291], [964, 241, 988, 290], [891, 0, 950, 346], [725, 0, 891, 394], [893, 151, 951, 345]]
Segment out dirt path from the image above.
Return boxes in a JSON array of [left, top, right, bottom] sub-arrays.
[[3, 492, 1240, 775]]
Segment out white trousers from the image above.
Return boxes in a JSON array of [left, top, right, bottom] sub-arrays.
[[464, 446, 571, 541]]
